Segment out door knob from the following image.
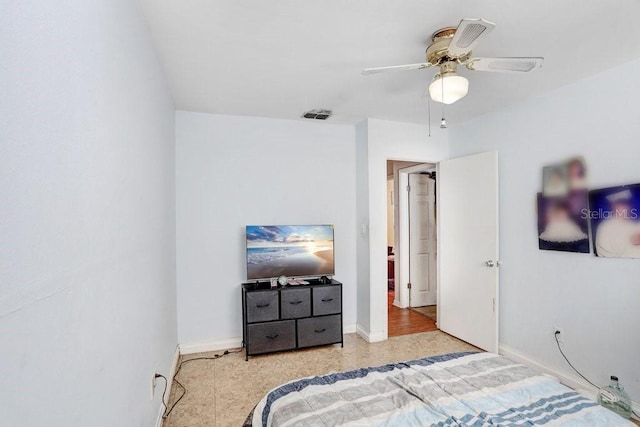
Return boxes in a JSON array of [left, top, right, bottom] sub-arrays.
[[485, 260, 501, 267]]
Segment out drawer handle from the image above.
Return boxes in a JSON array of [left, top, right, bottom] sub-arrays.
[[256, 303, 270, 308], [314, 328, 326, 333], [321, 298, 334, 302], [289, 300, 303, 305], [266, 334, 279, 339]]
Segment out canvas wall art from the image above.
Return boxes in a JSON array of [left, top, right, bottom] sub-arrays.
[[538, 156, 590, 253], [588, 184, 640, 258], [537, 191, 590, 253]]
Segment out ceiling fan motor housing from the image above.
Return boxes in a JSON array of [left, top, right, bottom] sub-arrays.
[[435, 61, 458, 78], [426, 27, 471, 65]]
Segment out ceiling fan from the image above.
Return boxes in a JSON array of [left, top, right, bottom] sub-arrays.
[[362, 18, 544, 105]]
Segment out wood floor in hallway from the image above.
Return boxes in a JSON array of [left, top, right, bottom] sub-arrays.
[[387, 291, 438, 337]]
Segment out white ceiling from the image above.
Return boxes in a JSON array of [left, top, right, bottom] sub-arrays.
[[137, 0, 640, 125]]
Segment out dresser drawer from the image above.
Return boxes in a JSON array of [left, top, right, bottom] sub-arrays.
[[297, 315, 341, 348], [312, 286, 341, 315], [247, 320, 296, 355], [280, 288, 311, 319], [246, 290, 279, 323]]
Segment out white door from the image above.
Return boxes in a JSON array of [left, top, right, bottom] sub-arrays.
[[438, 151, 499, 352], [409, 174, 437, 307]]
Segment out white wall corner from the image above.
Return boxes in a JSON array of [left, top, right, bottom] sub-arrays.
[[499, 343, 639, 420], [155, 346, 180, 427]]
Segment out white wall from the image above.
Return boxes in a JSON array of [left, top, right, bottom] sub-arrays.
[[355, 121, 371, 334], [0, 2, 176, 426], [175, 112, 357, 346], [357, 119, 448, 340], [450, 59, 640, 402]]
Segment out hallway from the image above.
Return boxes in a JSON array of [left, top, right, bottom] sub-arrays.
[[387, 291, 437, 337]]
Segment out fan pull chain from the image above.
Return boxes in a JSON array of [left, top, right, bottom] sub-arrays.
[[440, 77, 447, 128]]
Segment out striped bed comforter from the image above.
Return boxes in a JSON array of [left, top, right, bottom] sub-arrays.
[[248, 352, 632, 426]]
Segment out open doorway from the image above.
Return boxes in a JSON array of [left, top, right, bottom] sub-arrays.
[[374, 153, 499, 350], [386, 160, 438, 337]]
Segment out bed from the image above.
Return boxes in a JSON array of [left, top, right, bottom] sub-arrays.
[[245, 352, 633, 426]]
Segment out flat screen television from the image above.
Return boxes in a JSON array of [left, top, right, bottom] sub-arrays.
[[246, 225, 335, 280]]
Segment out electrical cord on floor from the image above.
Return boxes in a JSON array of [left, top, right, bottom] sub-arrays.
[[554, 331, 599, 389], [163, 377, 185, 418], [160, 349, 243, 419]]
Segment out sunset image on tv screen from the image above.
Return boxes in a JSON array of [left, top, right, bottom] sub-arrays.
[[246, 225, 334, 280]]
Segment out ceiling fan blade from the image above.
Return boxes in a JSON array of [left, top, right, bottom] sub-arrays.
[[465, 57, 544, 72], [447, 18, 496, 57], [362, 62, 432, 75]]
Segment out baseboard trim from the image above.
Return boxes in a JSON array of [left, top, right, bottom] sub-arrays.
[[343, 323, 356, 334], [368, 330, 387, 342], [355, 324, 387, 343], [155, 345, 180, 427], [499, 344, 639, 420], [179, 337, 243, 355], [355, 324, 369, 341], [499, 344, 593, 391]]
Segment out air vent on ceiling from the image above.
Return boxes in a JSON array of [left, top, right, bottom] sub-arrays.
[[302, 109, 332, 120]]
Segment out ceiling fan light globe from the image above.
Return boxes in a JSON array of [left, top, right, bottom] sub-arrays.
[[429, 74, 469, 104]]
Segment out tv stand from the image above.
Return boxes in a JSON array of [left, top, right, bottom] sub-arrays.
[[241, 279, 343, 361]]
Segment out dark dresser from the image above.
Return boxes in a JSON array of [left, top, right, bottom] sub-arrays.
[[241, 279, 343, 360]]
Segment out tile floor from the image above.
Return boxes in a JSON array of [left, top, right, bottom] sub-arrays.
[[162, 330, 477, 427]]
